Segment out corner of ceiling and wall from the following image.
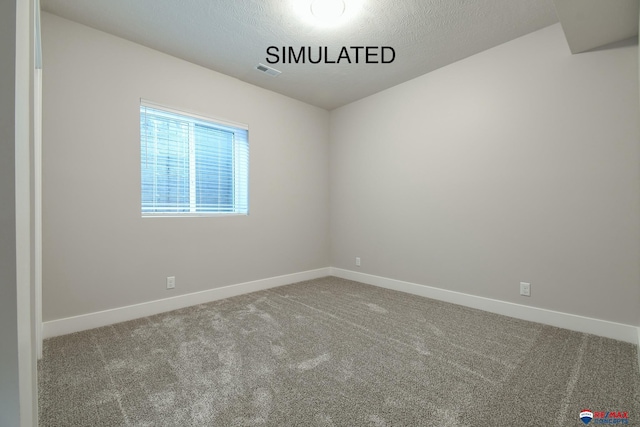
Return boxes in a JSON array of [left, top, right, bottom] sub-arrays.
[[553, 0, 639, 53]]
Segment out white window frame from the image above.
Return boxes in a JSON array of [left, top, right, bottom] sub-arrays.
[[140, 99, 249, 218]]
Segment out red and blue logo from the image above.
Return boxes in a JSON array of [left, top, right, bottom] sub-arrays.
[[580, 410, 594, 425], [580, 409, 629, 425]]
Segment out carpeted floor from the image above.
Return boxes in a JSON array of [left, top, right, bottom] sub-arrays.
[[39, 276, 639, 426]]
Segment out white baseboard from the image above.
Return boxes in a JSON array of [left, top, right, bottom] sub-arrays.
[[331, 268, 639, 344], [43, 266, 639, 347], [43, 268, 331, 339]]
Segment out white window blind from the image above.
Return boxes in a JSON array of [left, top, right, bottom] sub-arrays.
[[140, 102, 249, 216]]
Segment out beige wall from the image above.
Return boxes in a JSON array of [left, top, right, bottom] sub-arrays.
[[330, 24, 640, 326], [42, 14, 640, 328], [41, 13, 330, 321]]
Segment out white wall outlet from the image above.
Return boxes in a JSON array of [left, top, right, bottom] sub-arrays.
[[167, 276, 175, 289], [520, 282, 530, 297], [355, 257, 361, 267]]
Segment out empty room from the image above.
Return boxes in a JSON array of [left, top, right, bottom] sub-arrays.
[[2, 0, 640, 426]]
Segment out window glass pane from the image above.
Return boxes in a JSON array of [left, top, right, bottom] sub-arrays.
[[141, 112, 191, 213], [194, 124, 234, 212]]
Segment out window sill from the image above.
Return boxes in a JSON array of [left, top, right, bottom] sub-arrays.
[[141, 212, 248, 218]]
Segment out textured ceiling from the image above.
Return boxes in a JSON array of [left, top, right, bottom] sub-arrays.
[[41, 0, 560, 110]]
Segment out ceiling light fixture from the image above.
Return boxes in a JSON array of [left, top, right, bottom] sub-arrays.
[[292, 0, 361, 28], [310, 0, 345, 23]]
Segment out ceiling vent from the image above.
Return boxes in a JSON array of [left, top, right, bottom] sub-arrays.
[[256, 63, 281, 77]]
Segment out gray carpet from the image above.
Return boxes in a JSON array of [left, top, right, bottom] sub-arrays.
[[39, 276, 640, 426]]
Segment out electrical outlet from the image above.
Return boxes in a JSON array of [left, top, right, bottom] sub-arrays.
[[520, 282, 530, 297], [355, 257, 361, 267], [167, 276, 175, 289]]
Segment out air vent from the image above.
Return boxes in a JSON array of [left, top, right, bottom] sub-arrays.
[[256, 63, 281, 77]]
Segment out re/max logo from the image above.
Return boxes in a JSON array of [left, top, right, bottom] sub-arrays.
[[266, 46, 396, 64], [591, 411, 629, 425], [594, 412, 629, 419]]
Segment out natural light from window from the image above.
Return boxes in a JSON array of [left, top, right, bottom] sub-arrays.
[[140, 102, 249, 217]]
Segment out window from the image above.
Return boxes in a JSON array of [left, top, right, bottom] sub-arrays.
[[140, 101, 249, 216]]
